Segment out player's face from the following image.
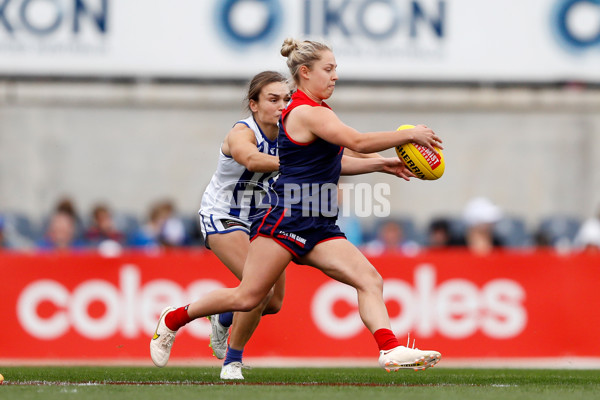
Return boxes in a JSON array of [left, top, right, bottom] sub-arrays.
[[251, 81, 291, 126], [310, 50, 338, 99]]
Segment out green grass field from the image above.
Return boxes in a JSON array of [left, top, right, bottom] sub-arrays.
[[1, 366, 599, 400]]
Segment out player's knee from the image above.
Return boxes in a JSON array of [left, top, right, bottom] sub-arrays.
[[263, 295, 283, 315], [364, 268, 384, 293], [237, 298, 260, 312], [232, 290, 263, 312], [256, 287, 279, 315]]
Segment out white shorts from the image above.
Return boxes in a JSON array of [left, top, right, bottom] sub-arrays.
[[199, 212, 250, 249]]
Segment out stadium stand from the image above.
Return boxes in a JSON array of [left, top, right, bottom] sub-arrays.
[[0, 207, 590, 254], [493, 215, 533, 248], [536, 215, 582, 247]]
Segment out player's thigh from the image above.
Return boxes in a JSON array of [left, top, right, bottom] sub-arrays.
[[208, 230, 250, 280], [236, 236, 292, 301], [300, 239, 382, 290]]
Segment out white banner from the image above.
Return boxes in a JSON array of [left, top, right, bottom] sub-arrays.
[[0, 0, 598, 82]]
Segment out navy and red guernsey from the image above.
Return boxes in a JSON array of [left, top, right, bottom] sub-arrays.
[[275, 89, 344, 202], [250, 89, 346, 259]]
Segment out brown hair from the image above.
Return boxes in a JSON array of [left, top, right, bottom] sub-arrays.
[[92, 203, 110, 220], [280, 38, 332, 85], [245, 71, 288, 113]]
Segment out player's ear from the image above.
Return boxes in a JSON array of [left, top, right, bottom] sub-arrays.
[[249, 99, 259, 113], [299, 65, 310, 80]]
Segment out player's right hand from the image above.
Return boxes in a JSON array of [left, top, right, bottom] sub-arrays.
[[411, 124, 444, 153]]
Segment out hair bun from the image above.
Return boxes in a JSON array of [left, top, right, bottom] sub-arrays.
[[280, 38, 299, 57]]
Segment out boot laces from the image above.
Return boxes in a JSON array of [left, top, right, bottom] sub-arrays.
[[406, 332, 420, 350]]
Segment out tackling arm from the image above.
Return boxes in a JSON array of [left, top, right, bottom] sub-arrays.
[[225, 124, 279, 173]]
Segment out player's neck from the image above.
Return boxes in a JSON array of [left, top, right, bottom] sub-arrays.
[[256, 120, 278, 141], [299, 87, 323, 105]]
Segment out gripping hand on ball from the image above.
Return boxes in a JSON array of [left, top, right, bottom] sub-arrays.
[[410, 125, 443, 154], [380, 158, 416, 181]]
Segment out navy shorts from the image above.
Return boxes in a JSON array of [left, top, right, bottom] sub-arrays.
[[250, 206, 346, 259]]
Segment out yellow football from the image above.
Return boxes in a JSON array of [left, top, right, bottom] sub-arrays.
[[395, 124, 445, 180]]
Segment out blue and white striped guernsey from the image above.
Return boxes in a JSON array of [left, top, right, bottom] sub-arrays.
[[199, 116, 279, 222]]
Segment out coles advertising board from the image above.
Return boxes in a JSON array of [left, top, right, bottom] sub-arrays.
[[0, 0, 599, 82], [0, 250, 598, 363]]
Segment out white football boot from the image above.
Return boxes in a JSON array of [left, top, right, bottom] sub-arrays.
[[220, 362, 244, 380], [150, 306, 177, 367], [379, 336, 441, 372], [208, 314, 229, 359]]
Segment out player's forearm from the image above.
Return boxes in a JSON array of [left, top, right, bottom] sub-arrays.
[[340, 156, 386, 175], [343, 148, 383, 159], [350, 130, 415, 154], [245, 154, 279, 173]]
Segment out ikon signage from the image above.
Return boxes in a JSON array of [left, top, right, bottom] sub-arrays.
[[0, 1, 598, 82]]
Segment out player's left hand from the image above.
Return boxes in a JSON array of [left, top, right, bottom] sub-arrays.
[[380, 158, 416, 181]]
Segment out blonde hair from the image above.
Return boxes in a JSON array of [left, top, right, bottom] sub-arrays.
[[280, 38, 332, 85]]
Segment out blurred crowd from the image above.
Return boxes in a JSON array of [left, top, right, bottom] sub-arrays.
[[1, 196, 599, 256], [0, 197, 203, 256]]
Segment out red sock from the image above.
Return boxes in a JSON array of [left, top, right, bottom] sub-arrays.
[[373, 328, 400, 351], [164, 305, 192, 331]]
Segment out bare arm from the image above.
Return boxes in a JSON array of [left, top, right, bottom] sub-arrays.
[[287, 106, 443, 154], [343, 148, 383, 159], [224, 124, 279, 173], [341, 156, 415, 181]]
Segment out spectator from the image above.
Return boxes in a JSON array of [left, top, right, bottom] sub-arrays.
[[574, 210, 600, 254], [336, 214, 363, 247], [157, 201, 187, 247], [462, 197, 503, 255], [38, 196, 84, 244], [129, 200, 186, 249], [533, 229, 552, 248], [129, 203, 164, 248], [427, 217, 465, 248], [37, 210, 86, 251], [0, 216, 6, 249], [84, 203, 125, 256], [364, 220, 420, 256], [184, 214, 205, 247], [54, 196, 83, 231], [336, 185, 363, 247], [85, 204, 125, 244], [0, 215, 29, 250]]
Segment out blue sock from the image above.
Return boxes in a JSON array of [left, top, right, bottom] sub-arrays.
[[218, 312, 234, 327], [224, 346, 243, 366]]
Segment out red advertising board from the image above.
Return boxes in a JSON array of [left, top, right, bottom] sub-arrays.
[[0, 250, 598, 363]]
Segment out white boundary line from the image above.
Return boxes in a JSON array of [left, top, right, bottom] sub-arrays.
[[2, 357, 600, 369]]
